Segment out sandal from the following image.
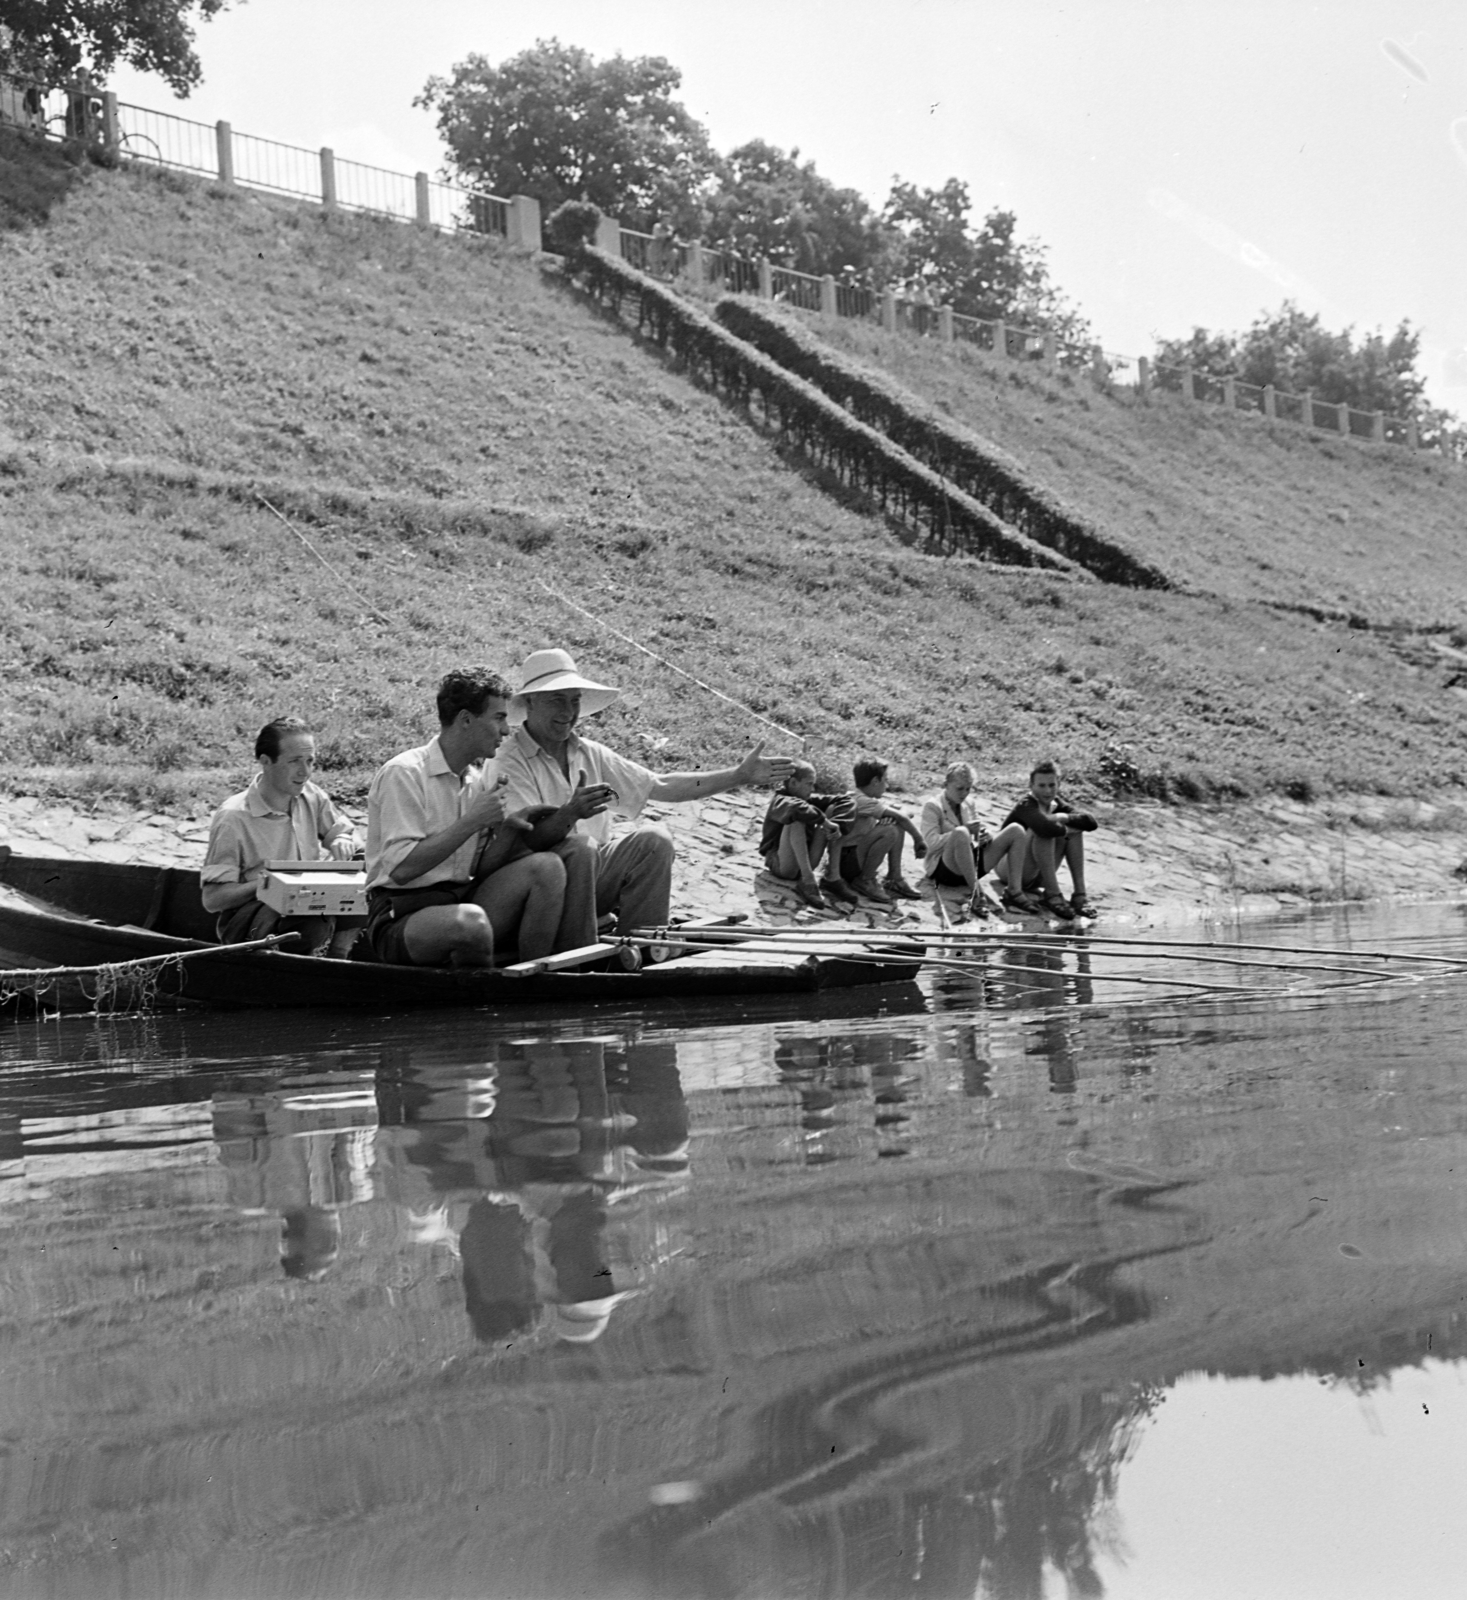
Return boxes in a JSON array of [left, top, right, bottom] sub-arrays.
[[1042, 893, 1076, 921], [1001, 888, 1044, 915]]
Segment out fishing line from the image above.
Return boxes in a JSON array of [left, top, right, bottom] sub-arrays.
[[256, 494, 397, 628], [534, 576, 805, 747]]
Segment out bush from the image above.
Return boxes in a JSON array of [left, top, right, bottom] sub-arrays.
[[545, 200, 602, 261]]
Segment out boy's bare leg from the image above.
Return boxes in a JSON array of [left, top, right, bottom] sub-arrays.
[[980, 823, 1028, 891], [937, 828, 978, 893], [1063, 833, 1088, 901], [771, 822, 821, 884], [470, 851, 567, 962]]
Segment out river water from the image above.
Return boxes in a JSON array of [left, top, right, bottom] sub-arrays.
[[3, 904, 1466, 1600]]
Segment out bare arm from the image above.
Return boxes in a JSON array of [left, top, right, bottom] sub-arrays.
[[648, 742, 794, 804], [390, 788, 506, 885]]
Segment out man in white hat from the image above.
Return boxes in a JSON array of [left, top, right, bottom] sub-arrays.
[[496, 648, 794, 939]]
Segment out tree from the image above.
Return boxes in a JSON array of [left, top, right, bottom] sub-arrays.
[[416, 38, 719, 235], [702, 140, 893, 277], [0, 0, 230, 94], [883, 178, 1091, 343]]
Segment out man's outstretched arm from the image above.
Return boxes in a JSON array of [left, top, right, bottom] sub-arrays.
[[649, 742, 794, 804]]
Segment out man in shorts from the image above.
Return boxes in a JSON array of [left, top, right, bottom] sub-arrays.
[[919, 761, 1029, 920], [200, 716, 364, 957], [361, 668, 589, 966], [1001, 759, 1099, 920]]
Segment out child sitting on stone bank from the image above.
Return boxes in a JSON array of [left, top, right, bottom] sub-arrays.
[[759, 760, 857, 911]]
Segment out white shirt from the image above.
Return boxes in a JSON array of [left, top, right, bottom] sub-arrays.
[[919, 790, 985, 879], [202, 777, 359, 887], [495, 726, 657, 848], [365, 736, 499, 891]]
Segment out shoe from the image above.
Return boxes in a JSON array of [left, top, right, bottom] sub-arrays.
[[795, 879, 829, 911], [820, 877, 859, 907], [883, 876, 923, 900], [1001, 888, 1044, 915], [852, 875, 893, 905], [1042, 893, 1076, 921], [966, 892, 993, 920], [1069, 894, 1097, 918]]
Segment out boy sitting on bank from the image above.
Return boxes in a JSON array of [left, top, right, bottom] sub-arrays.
[[760, 761, 857, 911], [1000, 758, 1099, 921], [837, 758, 927, 905]]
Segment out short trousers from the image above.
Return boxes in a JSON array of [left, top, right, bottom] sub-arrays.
[[931, 859, 968, 888], [359, 883, 469, 965]]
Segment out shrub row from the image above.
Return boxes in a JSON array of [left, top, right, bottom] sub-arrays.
[[714, 297, 1173, 591], [575, 248, 1085, 577]]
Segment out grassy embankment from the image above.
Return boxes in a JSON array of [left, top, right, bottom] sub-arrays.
[[3, 133, 1467, 814]]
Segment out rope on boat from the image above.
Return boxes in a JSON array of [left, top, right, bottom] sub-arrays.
[[0, 932, 300, 1017]]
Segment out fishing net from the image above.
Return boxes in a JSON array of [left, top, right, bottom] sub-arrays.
[[0, 950, 189, 1017]]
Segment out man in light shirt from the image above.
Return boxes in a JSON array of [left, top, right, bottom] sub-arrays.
[[200, 716, 363, 957], [361, 668, 586, 966], [495, 648, 794, 941]]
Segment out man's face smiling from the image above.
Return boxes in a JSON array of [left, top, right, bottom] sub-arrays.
[[259, 733, 315, 804], [524, 688, 581, 749]]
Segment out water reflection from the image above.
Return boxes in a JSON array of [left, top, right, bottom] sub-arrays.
[[4, 904, 1467, 1597]]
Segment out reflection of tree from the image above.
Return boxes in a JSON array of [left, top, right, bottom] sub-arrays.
[[605, 1238, 1177, 1599]]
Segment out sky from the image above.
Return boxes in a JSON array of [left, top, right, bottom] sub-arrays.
[[106, 0, 1467, 412]]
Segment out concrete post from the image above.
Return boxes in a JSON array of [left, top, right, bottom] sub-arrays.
[[1137, 355, 1150, 392], [319, 148, 337, 211], [1181, 366, 1194, 401], [1372, 410, 1385, 444], [1337, 401, 1350, 437], [821, 274, 837, 318], [758, 256, 773, 299], [1406, 417, 1419, 450], [1044, 330, 1058, 369], [414, 172, 431, 228], [881, 291, 897, 334], [1263, 383, 1276, 418], [1091, 344, 1107, 385], [993, 319, 1007, 360], [507, 194, 541, 251], [1223, 376, 1236, 410], [687, 240, 704, 285], [594, 214, 620, 256], [215, 120, 234, 186], [938, 305, 954, 343], [101, 92, 119, 158], [1303, 389, 1315, 427]]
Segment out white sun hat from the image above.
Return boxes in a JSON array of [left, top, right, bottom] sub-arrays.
[[509, 648, 621, 723]]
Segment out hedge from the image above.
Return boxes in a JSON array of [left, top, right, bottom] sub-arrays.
[[714, 297, 1172, 590], [575, 249, 1085, 578]]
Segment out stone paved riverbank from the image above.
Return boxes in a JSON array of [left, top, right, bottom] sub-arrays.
[[4, 786, 1466, 931]]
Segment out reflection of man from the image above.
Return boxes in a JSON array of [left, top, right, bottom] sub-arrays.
[[496, 648, 794, 940], [200, 716, 363, 958]]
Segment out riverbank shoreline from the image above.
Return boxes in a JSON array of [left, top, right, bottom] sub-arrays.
[[4, 787, 1465, 933]]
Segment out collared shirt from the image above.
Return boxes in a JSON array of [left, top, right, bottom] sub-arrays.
[[495, 726, 656, 849], [366, 736, 499, 891], [919, 790, 986, 878], [201, 776, 360, 887]]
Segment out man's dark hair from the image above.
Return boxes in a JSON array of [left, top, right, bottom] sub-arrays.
[[853, 757, 888, 789], [1030, 759, 1060, 781], [255, 716, 310, 760], [436, 668, 512, 725]]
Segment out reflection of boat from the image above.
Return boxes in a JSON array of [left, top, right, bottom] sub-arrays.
[[0, 850, 924, 1011]]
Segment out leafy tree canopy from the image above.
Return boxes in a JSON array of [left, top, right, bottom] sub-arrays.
[[883, 178, 1091, 342], [417, 38, 719, 235], [702, 139, 892, 278], [0, 0, 230, 95]]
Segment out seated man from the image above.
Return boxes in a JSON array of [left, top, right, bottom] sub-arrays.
[[919, 761, 1030, 920], [496, 648, 794, 939], [837, 758, 927, 905], [201, 716, 364, 958], [1001, 759, 1099, 920], [360, 668, 582, 967], [760, 761, 857, 911]]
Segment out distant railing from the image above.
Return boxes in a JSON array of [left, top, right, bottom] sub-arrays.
[[0, 69, 541, 248], [599, 215, 1438, 457]]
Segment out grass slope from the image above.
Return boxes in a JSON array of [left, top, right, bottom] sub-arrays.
[[756, 305, 1467, 627], [2, 147, 1466, 811]]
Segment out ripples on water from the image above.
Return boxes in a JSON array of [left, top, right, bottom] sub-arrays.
[[3, 904, 1467, 1599]]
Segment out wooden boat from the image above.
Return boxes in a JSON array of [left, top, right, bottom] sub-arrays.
[[0, 848, 924, 1012]]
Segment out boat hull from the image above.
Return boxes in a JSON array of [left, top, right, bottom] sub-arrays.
[[0, 850, 919, 1012]]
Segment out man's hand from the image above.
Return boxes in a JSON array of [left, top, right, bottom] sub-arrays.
[[736, 741, 795, 788], [464, 777, 508, 834], [566, 773, 616, 820], [328, 835, 361, 861]]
